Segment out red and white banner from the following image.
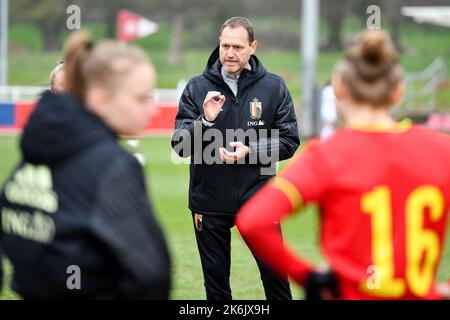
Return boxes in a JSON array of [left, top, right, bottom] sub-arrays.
[[117, 9, 159, 42]]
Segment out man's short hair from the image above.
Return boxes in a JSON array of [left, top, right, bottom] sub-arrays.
[[220, 17, 255, 44]]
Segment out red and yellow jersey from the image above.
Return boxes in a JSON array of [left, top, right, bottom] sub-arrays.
[[236, 124, 450, 299]]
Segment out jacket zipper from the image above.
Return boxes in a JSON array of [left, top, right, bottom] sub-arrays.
[[233, 77, 243, 213], [217, 76, 242, 213]]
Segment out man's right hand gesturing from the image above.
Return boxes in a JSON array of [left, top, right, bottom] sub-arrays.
[[203, 91, 226, 122]]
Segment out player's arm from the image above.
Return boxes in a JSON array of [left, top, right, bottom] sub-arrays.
[[90, 155, 171, 299], [236, 142, 340, 298], [236, 174, 313, 285], [236, 143, 318, 286]]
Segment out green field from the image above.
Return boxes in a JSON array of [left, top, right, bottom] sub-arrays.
[[0, 135, 449, 300]]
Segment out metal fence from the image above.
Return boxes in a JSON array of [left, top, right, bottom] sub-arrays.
[[391, 57, 447, 119]]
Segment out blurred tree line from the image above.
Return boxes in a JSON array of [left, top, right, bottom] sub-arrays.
[[8, 0, 450, 62]]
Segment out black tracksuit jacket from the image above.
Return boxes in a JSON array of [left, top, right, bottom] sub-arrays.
[[0, 91, 171, 299], [171, 47, 300, 216]]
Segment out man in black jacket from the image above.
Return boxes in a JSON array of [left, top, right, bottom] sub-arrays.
[[171, 17, 299, 300]]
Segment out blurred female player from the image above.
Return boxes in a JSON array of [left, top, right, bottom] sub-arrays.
[[0, 31, 171, 299], [236, 29, 450, 300]]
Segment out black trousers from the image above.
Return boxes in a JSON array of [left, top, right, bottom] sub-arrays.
[[192, 212, 292, 300]]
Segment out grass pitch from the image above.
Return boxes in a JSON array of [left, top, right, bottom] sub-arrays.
[[0, 135, 449, 299]]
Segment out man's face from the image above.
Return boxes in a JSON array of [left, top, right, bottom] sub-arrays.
[[219, 26, 257, 76]]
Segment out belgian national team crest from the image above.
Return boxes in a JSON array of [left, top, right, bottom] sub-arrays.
[[250, 98, 262, 120]]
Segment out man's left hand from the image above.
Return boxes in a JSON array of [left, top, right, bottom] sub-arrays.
[[220, 141, 250, 164]]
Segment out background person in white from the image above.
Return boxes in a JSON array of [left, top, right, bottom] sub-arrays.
[[320, 82, 338, 140]]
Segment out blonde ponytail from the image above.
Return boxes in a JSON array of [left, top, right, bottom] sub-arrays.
[[336, 29, 403, 107], [63, 30, 93, 101], [63, 30, 151, 103]]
